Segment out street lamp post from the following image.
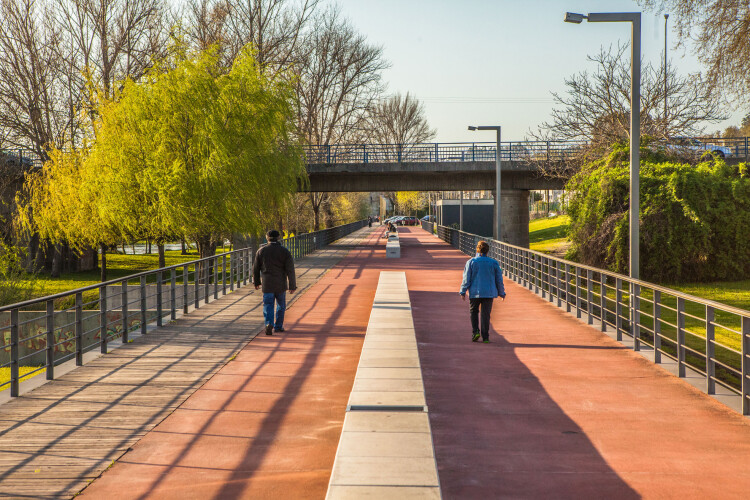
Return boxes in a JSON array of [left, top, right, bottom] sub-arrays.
[[468, 125, 502, 241], [664, 13, 669, 137], [564, 11, 641, 280]]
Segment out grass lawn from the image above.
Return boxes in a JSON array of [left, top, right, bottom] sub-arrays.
[[529, 215, 570, 256], [15, 247, 234, 309], [0, 366, 45, 390]]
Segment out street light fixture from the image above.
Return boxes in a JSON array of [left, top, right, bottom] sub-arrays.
[[564, 11, 641, 280], [468, 125, 502, 241]]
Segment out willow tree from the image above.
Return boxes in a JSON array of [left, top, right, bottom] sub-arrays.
[[90, 44, 305, 259]]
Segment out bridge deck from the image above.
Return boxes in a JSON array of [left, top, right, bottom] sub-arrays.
[[4, 227, 750, 498]]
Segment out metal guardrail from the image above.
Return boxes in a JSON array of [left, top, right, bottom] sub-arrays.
[[0, 148, 44, 169], [0, 220, 368, 397], [304, 137, 750, 164], [423, 221, 750, 415], [7, 137, 750, 168]]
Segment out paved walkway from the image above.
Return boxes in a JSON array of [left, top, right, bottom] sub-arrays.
[[0, 227, 376, 499], [6, 226, 750, 498]]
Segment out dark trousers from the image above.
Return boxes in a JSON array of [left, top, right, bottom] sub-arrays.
[[469, 298, 494, 340]]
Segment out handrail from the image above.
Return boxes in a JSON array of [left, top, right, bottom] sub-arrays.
[[423, 221, 750, 415], [0, 219, 368, 397]]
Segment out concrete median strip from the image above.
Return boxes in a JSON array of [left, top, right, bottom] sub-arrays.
[[326, 271, 441, 499]]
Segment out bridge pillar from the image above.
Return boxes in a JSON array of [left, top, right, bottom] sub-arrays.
[[498, 189, 530, 248]]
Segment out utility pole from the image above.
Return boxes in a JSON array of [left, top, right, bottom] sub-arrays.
[[664, 13, 669, 138]]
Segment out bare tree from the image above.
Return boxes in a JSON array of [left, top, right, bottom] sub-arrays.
[[0, 0, 73, 158], [641, 1, 750, 105], [55, 0, 168, 103], [541, 45, 725, 145], [295, 7, 388, 229], [367, 92, 436, 144]]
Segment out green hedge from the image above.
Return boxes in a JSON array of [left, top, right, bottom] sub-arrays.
[[566, 144, 750, 283]]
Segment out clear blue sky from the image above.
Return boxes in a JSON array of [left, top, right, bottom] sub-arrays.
[[334, 0, 745, 142]]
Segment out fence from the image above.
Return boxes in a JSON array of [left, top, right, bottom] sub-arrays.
[[303, 137, 750, 164], [0, 220, 368, 397], [423, 221, 750, 415]]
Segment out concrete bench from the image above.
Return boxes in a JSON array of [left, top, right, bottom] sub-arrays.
[[385, 230, 400, 258], [325, 271, 440, 499]]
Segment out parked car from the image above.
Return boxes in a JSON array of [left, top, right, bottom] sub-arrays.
[[402, 216, 419, 226], [667, 138, 733, 158], [421, 215, 435, 222]]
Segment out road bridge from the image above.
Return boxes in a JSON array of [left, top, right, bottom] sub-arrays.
[[2, 224, 750, 498]]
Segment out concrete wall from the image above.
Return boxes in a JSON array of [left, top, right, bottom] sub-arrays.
[[437, 190, 529, 248]]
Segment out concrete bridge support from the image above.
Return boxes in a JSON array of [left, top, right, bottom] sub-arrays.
[[499, 189, 530, 248]]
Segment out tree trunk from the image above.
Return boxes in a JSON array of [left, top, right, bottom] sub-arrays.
[[51, 244, 63, 278], [146, 239, 151, 254], [181, 237, 187, 255], [100, 242, 107, 282], [157, 243, 165, 268], [26, 233, 39, 272]]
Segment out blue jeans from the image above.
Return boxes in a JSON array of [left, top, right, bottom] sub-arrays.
[[263, 292, 287, 329]]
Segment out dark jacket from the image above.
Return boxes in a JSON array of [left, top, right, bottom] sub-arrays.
[[252, 242, 296, 293]]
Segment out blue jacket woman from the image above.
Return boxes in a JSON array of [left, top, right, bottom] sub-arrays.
[[459, 241, 506, 342]]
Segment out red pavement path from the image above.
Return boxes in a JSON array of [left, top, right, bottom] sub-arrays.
[[81, 227, 750, 499], [80, 230, 385, 499], [402, 228, 750, 499]]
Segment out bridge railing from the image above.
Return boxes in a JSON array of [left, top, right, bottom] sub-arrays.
[[0, 220, 368, 397], [303, 141, 587, 164], [424, 221, 750, 415]]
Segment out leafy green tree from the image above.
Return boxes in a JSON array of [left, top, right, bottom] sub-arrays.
[[566, 144, 750, 282]]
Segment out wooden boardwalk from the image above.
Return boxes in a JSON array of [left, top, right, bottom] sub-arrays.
[[0, 228, 375, 499]]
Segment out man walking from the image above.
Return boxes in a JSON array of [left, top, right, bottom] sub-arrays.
[[459, 240, 506, 343], [253, 230, 296, 335]]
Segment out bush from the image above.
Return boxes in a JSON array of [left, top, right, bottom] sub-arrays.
[[0, 243, 40, 306], [566, 143, 750, 283]]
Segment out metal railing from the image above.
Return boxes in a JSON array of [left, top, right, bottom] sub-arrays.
[[424, 221, 750, 415], [8, 136, 750, 169], [303, 141, 586, 164], [303, 137, 750, 164], [0, 220, 368, 397]]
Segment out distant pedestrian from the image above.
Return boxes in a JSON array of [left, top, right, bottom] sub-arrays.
[[459, 240, 506, 343], [368, 215, 373, 228], [253, 230, 296, 335]]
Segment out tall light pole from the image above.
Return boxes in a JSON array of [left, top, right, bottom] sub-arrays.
[[664, 13, 669, 138], [468, 125, 502, 241], [565, 11, 641, 280]]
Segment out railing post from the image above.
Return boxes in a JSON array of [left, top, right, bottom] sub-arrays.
[[653, 290, 662, 363], [434, 143, 439, 162], [170, 269, 177, 321], [705, 305, 715, 394], [122, 281, 129, 344], [632, 284, 641, 351], [575, 267, 581, 319], [46, 299, 55, 379], [586, 269, 593, 325], [100, 286, 108, 355], [556, 261, 562, 307], [214, 257, 219, 299], [194, 263, 200, 309], [10, 308, 19, 397], [140, 276, 147, 336], [222, 255, 227, 295], [565, 264, 571, 313], [156, 271, 163, 327], [615, 278, 623, 341], [742, 316, 749, 415], [245, 249, 250, 285], [677, 297, 686, 377], [230, 255, 235, 292], [183, 265, 189, 313], [599, 274, 607, 332], [75, 292, 83, 365], [534, 256, 540, 294], [204, 259, 210, 304]]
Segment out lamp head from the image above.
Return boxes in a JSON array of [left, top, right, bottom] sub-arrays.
[[564, 12, 586, 23], [468, 126, 477, 131]]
